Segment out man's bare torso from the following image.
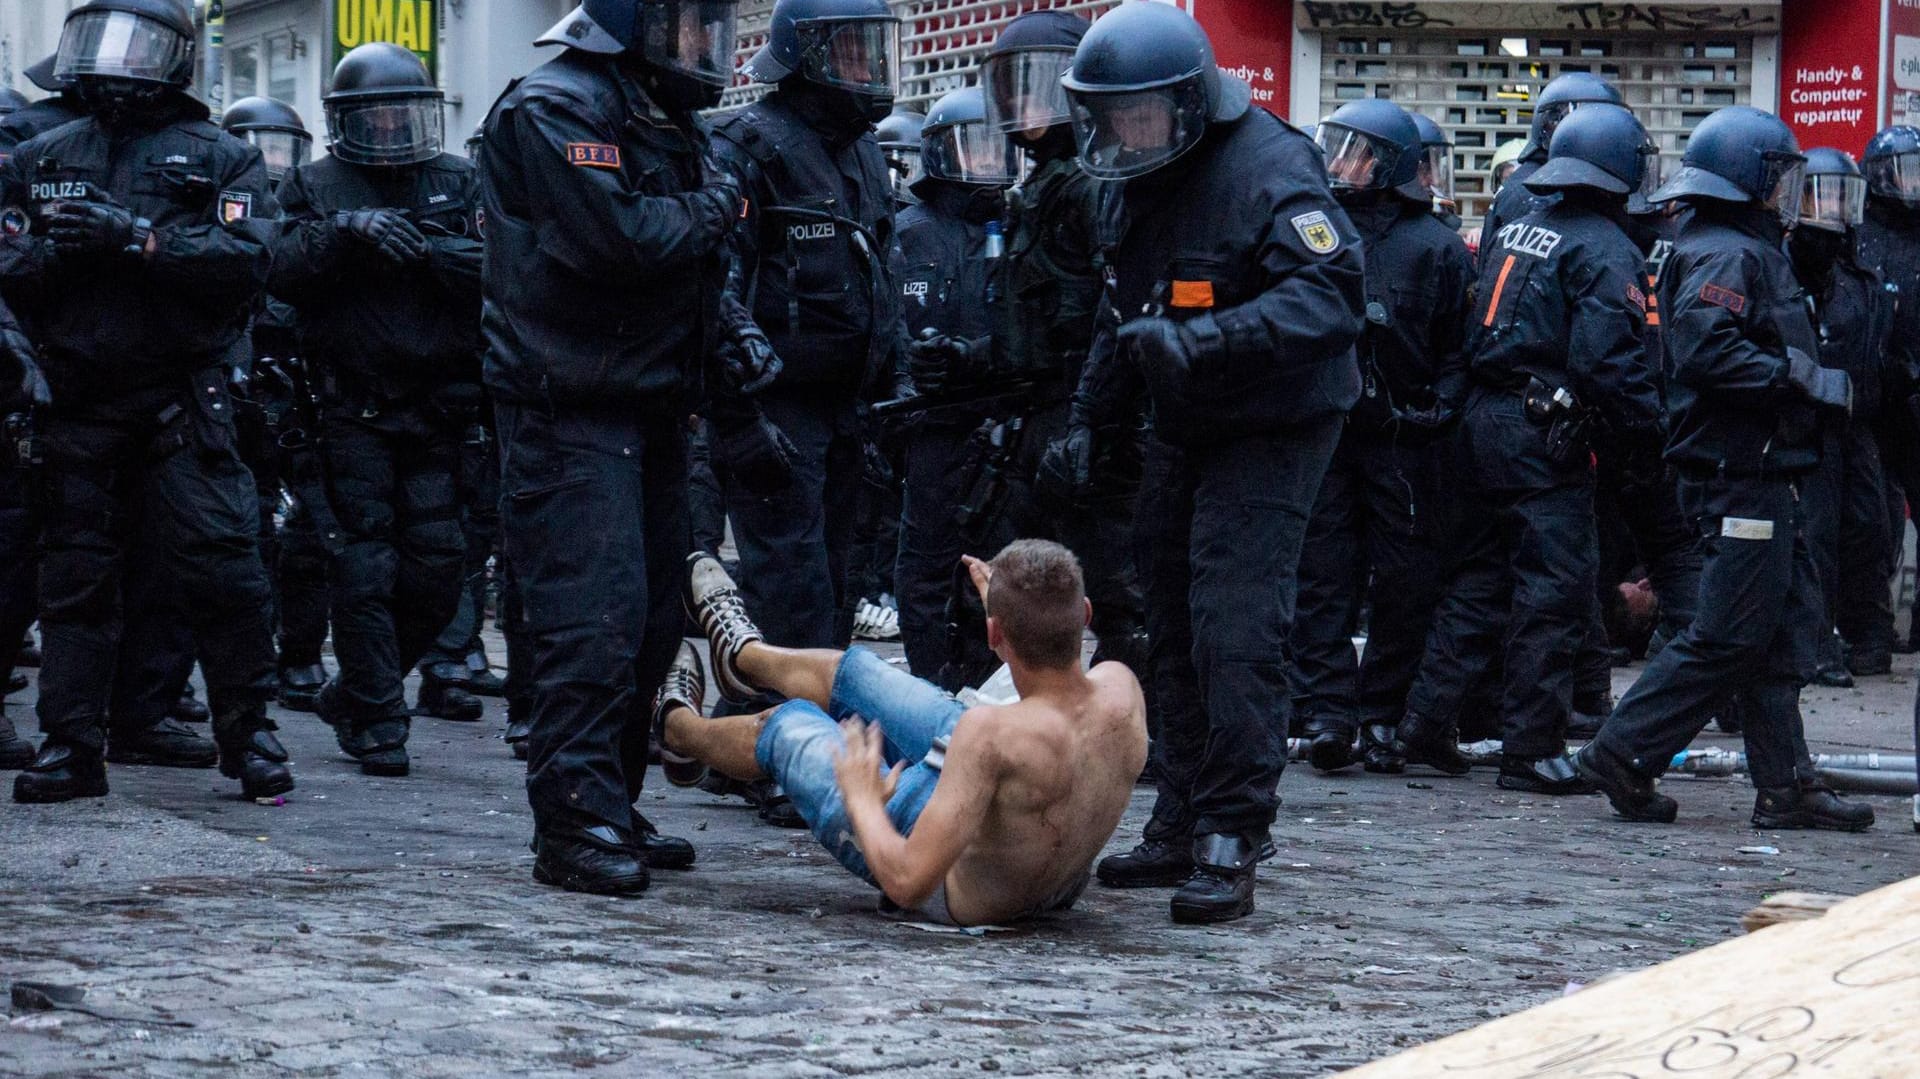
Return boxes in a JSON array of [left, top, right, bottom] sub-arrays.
[[941, 662, 1148, 925]]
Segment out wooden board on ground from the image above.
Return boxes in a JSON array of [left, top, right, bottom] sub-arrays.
[[1340, 875, 1920, 1078]]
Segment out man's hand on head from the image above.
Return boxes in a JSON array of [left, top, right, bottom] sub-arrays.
[[961, 554, 993, 609], [833, 718, 902, 814]]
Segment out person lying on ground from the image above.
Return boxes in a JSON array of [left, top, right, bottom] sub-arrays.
[[655, 539, 1147, 926]]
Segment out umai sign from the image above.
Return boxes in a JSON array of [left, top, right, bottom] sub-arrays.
[[330, 0, 438, 81]]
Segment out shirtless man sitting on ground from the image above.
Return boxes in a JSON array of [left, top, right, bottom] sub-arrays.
[[654, 539, 1147, 927]]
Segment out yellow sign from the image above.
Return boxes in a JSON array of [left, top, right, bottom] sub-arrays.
[[331, 0, 437, 79]]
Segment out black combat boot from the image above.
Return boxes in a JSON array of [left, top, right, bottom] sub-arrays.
[[630, 810, 696, 870], [1169, 832, 1272, 925], [1566, 691, 1613, 738], [1359, 722, 1404, 774], [465, 648, 506, 697], [1097, 820, 1195, 888], [0, 712, 35, 770], [1302, 717, 1355, 773], [1497, 752, 1593, 795], [417, 662, 483, 722], [341, 718, 411, 778], [505, 713, 531, 760], [1752, 784, 1875, 832], [106, 717, 218, 768], [213, 700, 295, 800], [171, 686, 210, 724], [13, 741, 109, 803], [1394, 711, 1472, 776], [532, 823, 650, 895], [277, 663, 326, 713], [1571, 742, 1677, 823]]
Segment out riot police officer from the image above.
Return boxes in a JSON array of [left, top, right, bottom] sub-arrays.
[[891, 87, 1016, 680], [0, 89, 26, 121], [270, 43, 483, 776], [1793, 149, 1895, 687], [876, 107, 924, 208], [709, 0, 903, 680], [1, 0, 291, 804], [1408, 112, 1462, 229], [1290, 99, 1472, 774], [1056, 2, 1366, 924], [0, 295, 44, 769], [1578, 107, 1874, 832], [1397, 103, 1663, 794], [0, 56, 87, 162], [1857, 125, 1920, 662], [1478, 72, 1623, 266], [481, 0, 745, 891]]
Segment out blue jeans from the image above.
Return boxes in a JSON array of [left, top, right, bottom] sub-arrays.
[[755, 647, 964, 884]]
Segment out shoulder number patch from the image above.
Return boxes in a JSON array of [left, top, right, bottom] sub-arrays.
[[1699, 282, 1746, 315], [567, 142, 622, 170], [218, 191, 253, 223], [1626, 282, 1646, 313], [1291, 210, 1340, 255]]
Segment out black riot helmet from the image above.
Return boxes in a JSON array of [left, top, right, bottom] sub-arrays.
[[0, 88, 27, 119], [223, 96, 313, 184], [324, 43, 444, 167], [1521, 72, 1622, 162], [466, 121, 486, 158], [1650, 105, 1805, 228], [876, 107, 925, 202], [1799, 147, 1866, 234], [24, 55, 65, 94], [1060, 1, 1252, 181], [1408, 112, 1454, 205], [1524, 103, 1654, 200], [1862, 125, 1920, 206], [54, 0, 196, 89], [920, 87, 1019, 188], [742, 0, 900, 102], [1315, 98, 1419, 193], [536, 0, 740, 108], [982, 10, 1088, 141]]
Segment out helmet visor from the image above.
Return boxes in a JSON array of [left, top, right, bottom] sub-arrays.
[[1422, 144, 1455, 203], [1865, 150, 1920, 203], [1068, 80, 1209, 181], [247, 130, 313, 177], [1532, 99, 1586, 146], [1316, 125, 1400, 190], [885, 145, 924, 201], [797, 19, 900, 96], [643, 0, 739, 88], [326, 98, 445, 166], [55, 11, 192, 85], [1763, 153, 1808, 228], [1800, 172, 1866, 232], [924, 120, 1020, 185], [982, 48, 1075, 136]]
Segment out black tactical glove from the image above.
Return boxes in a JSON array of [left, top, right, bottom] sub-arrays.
[[1038, 423, 1095, 502], [46, 200, 151, 258], [335, 209, 429, 265], [716, 317, 782, 396], [0, 326, 52, 408], [1785, 346, 1852, 415], [693, 162, 745, 232], [712, 406, 799, 496], [861, 440, 894, 488], [1392, 401, 1458, 434], [906, 330, 984, 396]]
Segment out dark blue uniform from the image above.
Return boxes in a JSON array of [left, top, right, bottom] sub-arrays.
[[480, 51, 736, 834]]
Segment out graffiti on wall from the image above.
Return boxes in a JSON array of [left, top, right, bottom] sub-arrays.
[[1299, 2, 1778, 32]]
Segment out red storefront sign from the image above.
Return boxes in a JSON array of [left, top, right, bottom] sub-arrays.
[[1779, 0, 1881, 154], [1178, 0, 1294, 118]]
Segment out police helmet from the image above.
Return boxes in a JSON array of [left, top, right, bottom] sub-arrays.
[[223, 97, 313, 183], [1799, 147, 1866, 233], [876, 107, 925, 201], [1862, 125, 1920, 206], [1524, 103, 1652, 198], [24, 55, 64, 94], [920, 87, 1018, 187], [1521, 72, 1622, 161], [1060, 2, 1251, 180], [54, 0, 196, 89], [536, 0, 740, 95], [324, 43, 444, 167], [1407, 112, 1455, 204], [982, 10, 1088, 138], [0, 88, 27, 119], [1650, 106, 1805, 227], [741, 0, 899, 100], [1489, 138, 1526, 192], [1316, 98, 1419, 193], [466, 122, 486, 158]]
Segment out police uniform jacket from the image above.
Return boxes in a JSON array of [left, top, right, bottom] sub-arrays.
[[1660, 204, 1823, 476], [1476, 157, 1542, 267], [1469, 198, 1661, 434], [711, 90, 898, 393], [270, 152, 483, 405], [0, 96, 86, 161], [1342, 192, 1473, 431], [0, 93, 276, 408], [1856, 199, 1920, 413], [478, 51, 734, 415], [896, 181, 996, 345], [1803, 244, 1893, 418], [997, 152, 1104, 388], [1077, 108, 1366, 449]]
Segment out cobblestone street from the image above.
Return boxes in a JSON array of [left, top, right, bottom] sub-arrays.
[[3, 640, 1916, 1077]]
